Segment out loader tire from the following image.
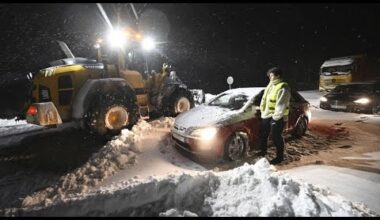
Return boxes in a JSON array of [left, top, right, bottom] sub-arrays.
[[86, 92, 137, 136], [167, 90, 194, 116]]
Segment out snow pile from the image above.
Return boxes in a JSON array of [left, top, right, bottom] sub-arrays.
[[20, 119, 154, 208], [205, 93, 216, 103], [204, 159, 374, 217], [149, 117, 175, 129], [8, 158, 376, 217], [0, 118, 27, 126]]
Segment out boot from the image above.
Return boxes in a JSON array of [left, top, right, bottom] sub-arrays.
[[269, 156, 283, 165]]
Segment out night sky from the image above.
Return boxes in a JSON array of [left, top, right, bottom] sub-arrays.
[[0, 3, 380, 116]]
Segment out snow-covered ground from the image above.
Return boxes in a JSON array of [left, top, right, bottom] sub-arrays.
[[5, 159, 375, 217], [0, 90, 379, 216]]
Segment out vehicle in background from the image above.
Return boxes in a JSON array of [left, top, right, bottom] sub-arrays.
[[25, 37, 195, 136], [319, 81, 380, 115], [171, 87, 311, 162], [319, 55, 380, 92]]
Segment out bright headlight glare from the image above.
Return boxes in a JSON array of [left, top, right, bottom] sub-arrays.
[[354, 97, 370, 105], [142, 37, 156, 51], [320, 97, 328, 102], [192, 127, 218, 140], [108, 29, 126, 48], [306, 109, 312, 122]]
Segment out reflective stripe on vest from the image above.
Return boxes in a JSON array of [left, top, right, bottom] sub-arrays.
[[264, 81, 289, 116]]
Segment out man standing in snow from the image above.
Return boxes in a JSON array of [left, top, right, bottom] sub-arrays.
[[258, 67, 291, 165]]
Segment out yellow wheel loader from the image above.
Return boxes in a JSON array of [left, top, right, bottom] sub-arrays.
[[25, 39, 195, 136]]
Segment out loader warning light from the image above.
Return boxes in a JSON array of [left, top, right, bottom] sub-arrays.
[[27, 105, 38, 115]]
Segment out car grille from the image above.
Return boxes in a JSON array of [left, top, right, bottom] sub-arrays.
[[173, 123, 187, 133], [173, 135, 189, 148]]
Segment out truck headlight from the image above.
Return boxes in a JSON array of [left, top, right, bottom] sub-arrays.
[[320, 97, 328, 102], [142, 37, 156, 51], [354, 97, 370, 105], [191, 127, 218, 141], [108, 29, 126, 48]]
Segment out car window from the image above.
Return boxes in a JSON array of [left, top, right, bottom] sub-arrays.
[[252, 89, 264, 106], [291, 91, 305, 103], [208, 93, 249, 110]]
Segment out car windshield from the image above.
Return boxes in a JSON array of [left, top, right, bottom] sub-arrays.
[[208, 93, 250, 110], [332, 84, 374, 94], [321, 65, 352, 75]]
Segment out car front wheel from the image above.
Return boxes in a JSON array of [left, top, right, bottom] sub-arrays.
[[223, 132, 248, 161], [292, 117, 308, 138]]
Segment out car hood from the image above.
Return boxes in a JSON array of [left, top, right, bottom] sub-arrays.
[[175, 105, 236, 129]]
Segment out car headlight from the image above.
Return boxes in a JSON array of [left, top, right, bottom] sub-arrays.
[[191, 127, 218, 140], [354, 97, 370, 105], [305, 109, 312, 122], [320, 97, 328, 102]]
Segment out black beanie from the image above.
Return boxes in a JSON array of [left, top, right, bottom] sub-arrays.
[[267, 67, 282, 77]]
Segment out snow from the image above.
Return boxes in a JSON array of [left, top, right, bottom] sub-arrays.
[[0, 118, 27, 126], [20, 119, 156, 207], [175, 87, 264, 128], [1, 90, 380, 216], [341, 152, 380, 169], [0, 118, 42, 147], [321, 58, 354, 68], [282, 165, 380, 214], [4, 159, 375, 216], [174, 105, 233, 128], [205, 93, 216, 103]]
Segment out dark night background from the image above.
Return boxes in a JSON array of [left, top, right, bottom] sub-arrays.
[[0, 3, 379, 118]]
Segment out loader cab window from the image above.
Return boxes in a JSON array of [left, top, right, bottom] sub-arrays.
[[58, 75, 73, 106]]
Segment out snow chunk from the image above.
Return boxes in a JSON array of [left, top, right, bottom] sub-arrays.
[[19, 119, 153, 208], [0, 118, 27, 126], [11, 158, 376, 217], [159, 208, 198, 217]]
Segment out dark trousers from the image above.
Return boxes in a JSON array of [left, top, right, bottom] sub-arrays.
[[259, 117, 285, 159]]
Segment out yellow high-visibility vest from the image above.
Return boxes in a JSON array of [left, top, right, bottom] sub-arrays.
[[261, 81, 289, 116]]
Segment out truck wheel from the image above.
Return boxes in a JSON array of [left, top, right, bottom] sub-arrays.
[[86, 93, 137, 136], [168, 90, 195, 116]]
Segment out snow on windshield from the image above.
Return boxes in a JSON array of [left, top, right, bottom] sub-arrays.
[[208, 87, 264, 106]]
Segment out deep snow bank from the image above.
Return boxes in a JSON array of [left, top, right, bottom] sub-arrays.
[[19, 118, 174, 208], [6, 158, 376, 217], [0, 118, 27, 126]]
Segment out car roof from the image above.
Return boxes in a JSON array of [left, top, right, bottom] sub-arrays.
[[219, 87, 266, 98]]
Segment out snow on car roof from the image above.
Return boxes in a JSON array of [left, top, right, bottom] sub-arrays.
[[321, 58, 354, 68], [217, 87, 266, 98]]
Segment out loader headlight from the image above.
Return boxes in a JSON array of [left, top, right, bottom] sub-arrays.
[[354, 97, 370, 105], [191, 127, 218, 141], [141, 37, 156, 51], [320, 96, 328, 102], [108, 29, 127, 48]]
